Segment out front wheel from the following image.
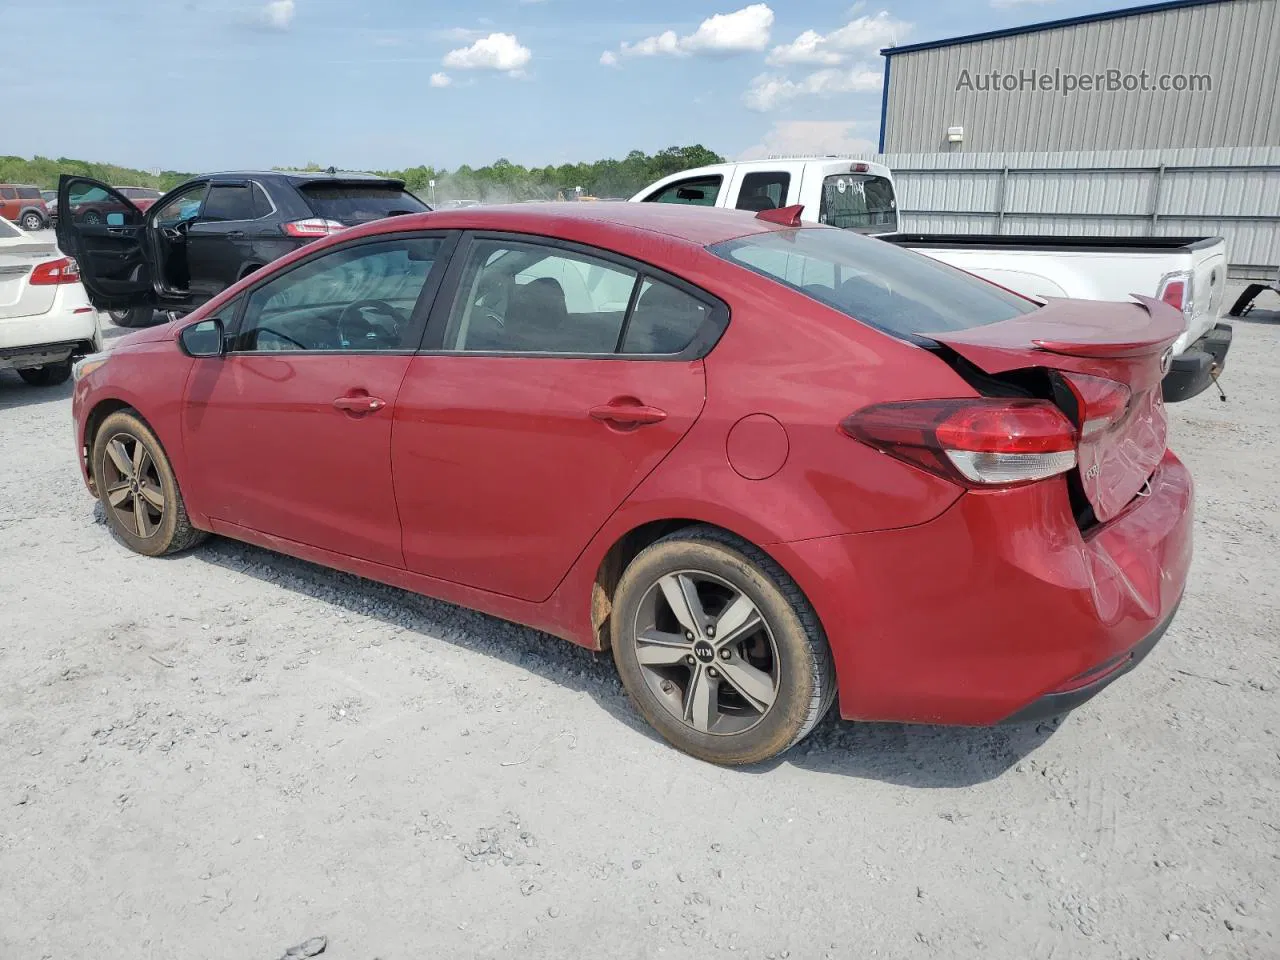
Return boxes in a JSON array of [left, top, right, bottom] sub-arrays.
[[18, 360, 71, 386], [90, 410, 207, 557], [611, 527, 836, 766]]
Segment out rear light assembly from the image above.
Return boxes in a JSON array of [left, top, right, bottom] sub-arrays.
[[842, 399, 1078, 487], [282, 218, 346, 238], [29, 257, 81, 286], [1059, 373, 1132, 439], [1157, 270, 1194, 316]]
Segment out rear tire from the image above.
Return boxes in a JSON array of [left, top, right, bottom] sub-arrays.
[[18, 360, 72, 386], [611, 526, 837, 766], [108, 307, 156, 328], [20, 211, 44, 231], [91, 410, 207, 557]]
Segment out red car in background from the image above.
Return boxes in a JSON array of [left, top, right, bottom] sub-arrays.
[[67, 203, 1192, 765], [116, 186, 161, 211], [49, 185, 161, 227]]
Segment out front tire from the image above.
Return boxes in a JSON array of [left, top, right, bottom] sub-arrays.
[[611, 526, 836, 765], [18, 360, 71, 386], [108, 307, 156, 328], [91, 410, 207, 557]]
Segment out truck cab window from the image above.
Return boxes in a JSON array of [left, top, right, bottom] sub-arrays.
[[736, 172, 790, 212], [644, 176, 722, 206]]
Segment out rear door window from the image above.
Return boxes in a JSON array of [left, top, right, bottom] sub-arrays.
[[643, 176, 722, 206], [621, 280, 713, 354], [203, 184, 264, 222], [713, 228, 1036, 337], [299, 184, 428, 225], [735, 172, 790, 212], [818, 175, 898, 233], [16, 187, 42, 200]]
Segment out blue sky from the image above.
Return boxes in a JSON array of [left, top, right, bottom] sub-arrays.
[[13, 0, 1137, 172]]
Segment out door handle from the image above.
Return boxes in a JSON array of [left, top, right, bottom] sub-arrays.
[[589, 402, 668, 426], [333, 395, 386, 414], [227, 230, 246, 239]]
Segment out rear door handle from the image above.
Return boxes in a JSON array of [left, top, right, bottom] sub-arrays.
[[589, 402, 668, 426], [227, 230, 246, 239], [333, 395, 386, 414]]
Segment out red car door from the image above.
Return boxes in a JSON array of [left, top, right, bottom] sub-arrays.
[[392, 235, 720, 602], [182, 233, 452, 567]]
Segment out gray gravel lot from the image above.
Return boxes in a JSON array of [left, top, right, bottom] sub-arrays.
[[2, 296, 1278, 959]]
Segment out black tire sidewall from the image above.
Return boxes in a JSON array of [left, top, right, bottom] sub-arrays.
[[18, 361, 70, 386], [611, 537, 824, 765], [91, 413, 183, 557]]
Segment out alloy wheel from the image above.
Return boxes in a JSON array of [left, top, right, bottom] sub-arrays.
[[22, 213, 43, 231], [631, 570, 780, 736], [101, 432, 166, 539]]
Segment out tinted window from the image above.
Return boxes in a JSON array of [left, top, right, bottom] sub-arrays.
[[818, 175, 897, 233], [238, 238, 443, 352], [16, 187, 42, 200], [299, 184, 428, 224], [622, 280, 712, 354], [0, 188, 15, 199], [64, 180, 145, 226], [203, 184, 260, 222], [644, 176, 722, 206], [735, 172, 789, 212], [250, 183, 273, 218], [119, 187, 161, 201], [444, 239, 639, 354], [712, 228, 1037, 337]]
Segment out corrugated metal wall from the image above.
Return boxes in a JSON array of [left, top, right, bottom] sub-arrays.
[[852, 146, 1280, 274], [883, 0, 1280, 153]]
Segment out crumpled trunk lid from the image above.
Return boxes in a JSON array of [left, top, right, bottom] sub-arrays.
[[929, 295, 1185, 522]]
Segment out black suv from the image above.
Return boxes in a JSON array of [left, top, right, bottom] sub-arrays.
[[56, 170, 430, 326]]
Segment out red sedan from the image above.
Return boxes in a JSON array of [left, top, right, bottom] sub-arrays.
[[69, 203, 1192, 765]]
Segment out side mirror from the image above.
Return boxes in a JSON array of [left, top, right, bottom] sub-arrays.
[[180, 318, 225, 358], [106, 212, 125, 227]]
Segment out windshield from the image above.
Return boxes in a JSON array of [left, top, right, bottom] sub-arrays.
[[818, 175, 897, 234], [300, 184, 429, 224], [711, 227, 1038, 337]]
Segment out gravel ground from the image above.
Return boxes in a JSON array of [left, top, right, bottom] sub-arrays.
[[2, 295, 1278, 960]]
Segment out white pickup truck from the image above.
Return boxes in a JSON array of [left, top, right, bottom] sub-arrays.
[[632, 158, 1232, 402]]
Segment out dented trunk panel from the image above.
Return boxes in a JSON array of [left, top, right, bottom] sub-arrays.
[[930, 295, 1184, 522]]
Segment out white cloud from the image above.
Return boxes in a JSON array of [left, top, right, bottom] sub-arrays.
[[612, 4, 774, 61], [429, 72, 453, 87], [599, 50, 619, 66], [767, 11, 910, 65], [744, 64, 883, 111], [260, 0, 294, 29], [443, 32, 532, 74], [739, 119, 876, 160]]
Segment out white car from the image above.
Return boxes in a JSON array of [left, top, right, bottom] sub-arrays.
[[0, 217, 103, 386]]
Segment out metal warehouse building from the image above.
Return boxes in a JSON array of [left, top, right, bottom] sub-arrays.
[[878, 0, 1279, 154], [866, 0, 1280, 277]]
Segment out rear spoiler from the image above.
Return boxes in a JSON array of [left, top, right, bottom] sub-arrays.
[[1031, 296, 1184, 359]]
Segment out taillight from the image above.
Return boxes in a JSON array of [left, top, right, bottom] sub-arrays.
[[29, 257, 80, 286], [1157, 270, 1193, 315], [1060, 373, 1131, 439], [281, 218, 346, 238], [842, 399, 1078, 487]]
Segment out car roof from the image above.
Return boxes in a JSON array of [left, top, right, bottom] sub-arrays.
[[356, 201, 785, 248], [196, 170, 404, 185]]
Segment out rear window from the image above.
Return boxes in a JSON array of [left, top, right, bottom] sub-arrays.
[[711, 228, 1037, 337], [818, 175, 897, 233], [16, 187, 42, 200], [299, 183, 428, 224]]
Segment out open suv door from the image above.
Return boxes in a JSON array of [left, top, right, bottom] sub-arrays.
[[55, 175, 193, 315]]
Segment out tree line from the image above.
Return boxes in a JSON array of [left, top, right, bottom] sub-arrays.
[[1, 145, 724, 203]]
